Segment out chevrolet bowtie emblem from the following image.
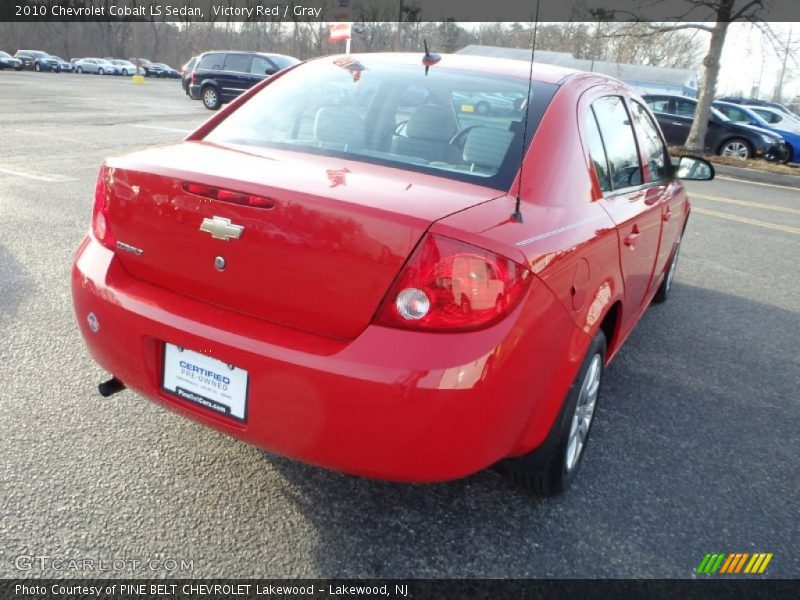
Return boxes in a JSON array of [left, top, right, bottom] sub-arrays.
[[199, 216, 244, 241]]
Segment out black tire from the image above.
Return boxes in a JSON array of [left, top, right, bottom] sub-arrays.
[[98, 68, 104, 75], [34, 62, 41, 72], [121, 69, 129, 76], [779, 146, 793, 165], [76, 66, 83, 74], [475, 101, 490, 116], [202, 86, 222, 110], [496, 331, 607, 496], [653, 234, 682, 304], [718, 138, 752, 160], [15, 66, 23, 71]]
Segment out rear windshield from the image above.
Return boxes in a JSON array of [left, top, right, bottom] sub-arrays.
[[204, 58, 558, 190]]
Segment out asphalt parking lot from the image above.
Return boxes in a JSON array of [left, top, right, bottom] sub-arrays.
[[1, 70, 798, 579]]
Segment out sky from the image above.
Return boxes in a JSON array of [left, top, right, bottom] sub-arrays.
[[717, 22, 798, 101]]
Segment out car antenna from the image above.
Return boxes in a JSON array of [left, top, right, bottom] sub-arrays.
[[512, 0, 540, 223], [422, 39, 440, 76]]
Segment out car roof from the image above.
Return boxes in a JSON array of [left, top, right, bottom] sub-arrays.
[[200, 50, 296, 60], [301, 52, 580, 85]]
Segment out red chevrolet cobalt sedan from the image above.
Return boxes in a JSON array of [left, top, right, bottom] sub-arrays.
[[72, 54, 712, 494]]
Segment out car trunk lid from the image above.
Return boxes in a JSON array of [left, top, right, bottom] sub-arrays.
[[104, 141, 503, 339]]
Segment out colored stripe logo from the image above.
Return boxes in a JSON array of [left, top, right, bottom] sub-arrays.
[[696, 552, 773, 574]]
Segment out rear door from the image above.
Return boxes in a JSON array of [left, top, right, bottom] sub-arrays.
[[586, 95, 663, 327], [219, 53, 253, 101]]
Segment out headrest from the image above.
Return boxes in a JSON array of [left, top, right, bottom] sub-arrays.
[[405, 104, 457, 141], [462, 127, 515, 170], [314, 107, 365, 148]]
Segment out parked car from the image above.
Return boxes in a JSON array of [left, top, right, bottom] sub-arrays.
[[188, 50, 299, 110], [14, 50, 60, 72], [73, 53, 713, 495], [642, 94, 788, 161], [74, 58, 116, 75], [106, 59, 138, 76], [717, 96, 799, 119], [153, 62, 180, 78], [453, 91, 516, 116], [746, 105, 800, 130], [181, 56, 197, 94], [713, 100, 800, 163], [0, 51, 23, 70], [51, 56, 73, 73], [129, 58, 164, 77]]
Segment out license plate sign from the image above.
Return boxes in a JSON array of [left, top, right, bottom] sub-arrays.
[[162, 344, 248, 422]]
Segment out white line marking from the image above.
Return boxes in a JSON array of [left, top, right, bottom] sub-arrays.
[[716, 175, 800, 192], [128, 124, 192, 134], [692, 193, 800, 215], [0, 166, 75, 182], [692, 206, 800, 235]]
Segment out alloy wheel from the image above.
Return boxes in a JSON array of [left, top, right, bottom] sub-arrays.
[[203, 88, 219, 109], [721, 141, 750, 160], [665, 238, 681, 293], [565, 353, 602, 472]]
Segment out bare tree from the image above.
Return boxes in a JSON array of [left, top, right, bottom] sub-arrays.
[[601, 1, 767, 153]]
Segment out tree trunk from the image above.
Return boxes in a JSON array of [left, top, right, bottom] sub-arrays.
[[684, 0, 733, 153]]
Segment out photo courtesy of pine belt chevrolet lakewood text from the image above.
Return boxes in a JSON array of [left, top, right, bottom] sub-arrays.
[[72, 53, 713, 496]]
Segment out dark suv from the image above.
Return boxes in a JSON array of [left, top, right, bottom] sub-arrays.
[[14, 50, 60, 72], [189, 51, 299, 110], [642, 94, 788, 161]]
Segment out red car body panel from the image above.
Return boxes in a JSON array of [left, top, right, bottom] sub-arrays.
[[104, 143, 503, 339], [72, 54, 691, 481]]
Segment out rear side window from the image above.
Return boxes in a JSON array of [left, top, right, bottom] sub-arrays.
[[630, 101, 669, 183], [198, 53, 224, 70], [753, 109, 779, 123], [584, 109, 612, 192], [224, 54, 252, 73], [591, 96, 642, 190], [647, 98, 670, 113], [673, 98, 697, 117]]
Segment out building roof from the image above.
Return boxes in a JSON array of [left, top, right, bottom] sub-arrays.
[[457, 45, 697, 88]]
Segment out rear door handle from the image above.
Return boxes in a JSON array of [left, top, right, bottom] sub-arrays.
[[663, 207, 672, 222], [624, 225, 640, 247]]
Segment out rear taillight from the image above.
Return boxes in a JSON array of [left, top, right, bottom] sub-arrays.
[[183, 182, 276, 209], [191, 72, 196, 84], [91, 165, 114, 250], [375, 234, 531, 332]]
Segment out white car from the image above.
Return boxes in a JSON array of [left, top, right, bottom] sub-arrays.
[[746, 105, 800, 132]]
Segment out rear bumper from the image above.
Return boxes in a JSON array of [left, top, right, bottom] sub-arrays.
[[72, 236, 586, 481]]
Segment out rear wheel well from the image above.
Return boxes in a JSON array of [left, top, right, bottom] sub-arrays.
[[599, 301, 621, 357]]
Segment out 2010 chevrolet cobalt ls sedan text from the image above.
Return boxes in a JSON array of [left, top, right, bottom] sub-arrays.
[[72, 53, 713, 495]]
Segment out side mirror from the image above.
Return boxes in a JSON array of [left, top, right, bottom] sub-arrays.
[[674, 156, 715, 181]]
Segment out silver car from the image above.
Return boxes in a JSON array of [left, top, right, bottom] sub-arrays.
[[106, 59, 138, 76], [74, 58, 119, 75]]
